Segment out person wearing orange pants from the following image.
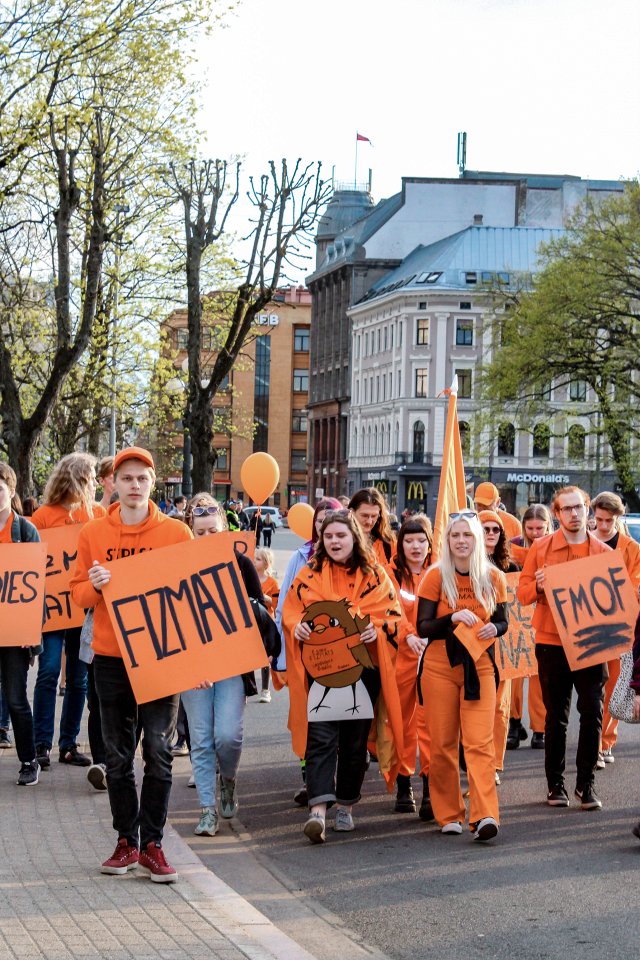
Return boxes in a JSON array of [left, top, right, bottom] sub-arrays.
[[493, 680, 511, 779], [416, 512, 508, 842], [508, 504, 553, 749], [592, 491, 640, 763], [390, 514, 433, 818]]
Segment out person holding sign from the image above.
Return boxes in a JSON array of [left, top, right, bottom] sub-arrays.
[[349, 487, 396, 574], [179, 493, 265, 839], [517, 486, 611, 810], [70, 447, 192, 882], [592, 491, 640, 764], [0, 462, 42, 787], [508, 504, 552, 751], [31, 453, 106, 771], [416, 512, 508, 842], [282, 510, 403, 844], [390, 514, 433, 819]]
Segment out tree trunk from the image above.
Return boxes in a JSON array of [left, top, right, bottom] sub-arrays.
[[186, 392, 216, 493]]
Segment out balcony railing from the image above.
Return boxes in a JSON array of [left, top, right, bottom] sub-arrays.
[[394, 451, 434, 466]]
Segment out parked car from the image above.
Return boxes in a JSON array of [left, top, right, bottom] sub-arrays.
[[243, 505, 283, 528], [623, 514, 640, 544]]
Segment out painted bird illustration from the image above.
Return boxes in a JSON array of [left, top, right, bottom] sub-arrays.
[[300, 599, 374, 713]]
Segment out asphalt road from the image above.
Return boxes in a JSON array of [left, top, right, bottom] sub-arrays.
[[169, 530, 640, 960]]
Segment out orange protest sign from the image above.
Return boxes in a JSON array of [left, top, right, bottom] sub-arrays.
[[42, 526, 85, 632], [454, 621, 494, 663], [495, 572, 538, 680], [102, 532, 268, 703], [231, 531, 255, 559], [0, 543, 46, 647], [302, 638, 368, 681], [543, 551, 639, 671]]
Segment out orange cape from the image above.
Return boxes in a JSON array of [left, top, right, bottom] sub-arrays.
[[281, 560, 404, 790]]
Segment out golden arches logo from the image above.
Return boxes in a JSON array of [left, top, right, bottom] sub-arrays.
[[407, 481, 424, 500]]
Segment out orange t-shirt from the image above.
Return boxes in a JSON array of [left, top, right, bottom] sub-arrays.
[[418, 566, 507, 623], [31, 503, 106, 530], [0, 512, 14, 543], [260, 574, 280, 618], [567, 540, 590, 563]]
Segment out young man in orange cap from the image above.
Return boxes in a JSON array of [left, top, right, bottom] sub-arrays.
[[518, 486, 610, 811], [70, 447, 192, 882], [474, 482, 522, 542], [592, 491, 640, 764]]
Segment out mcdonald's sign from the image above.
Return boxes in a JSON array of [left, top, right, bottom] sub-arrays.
[[374, 480, 388, 494], [407, 481, 425, 501]]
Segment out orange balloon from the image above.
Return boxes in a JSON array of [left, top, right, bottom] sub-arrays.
[[240, 452, 280, 505], [287, 502, 314, 540]]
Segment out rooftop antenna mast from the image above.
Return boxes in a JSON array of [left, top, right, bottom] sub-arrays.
[[457, 131, 467, 177]]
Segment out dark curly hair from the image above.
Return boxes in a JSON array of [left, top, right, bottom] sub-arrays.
[[487, 528, 514, 572], [310, 510, 376, 575], [393, 514, 433, 589]]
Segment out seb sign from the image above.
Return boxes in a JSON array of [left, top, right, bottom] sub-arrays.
[[255, 314, 279, 326]]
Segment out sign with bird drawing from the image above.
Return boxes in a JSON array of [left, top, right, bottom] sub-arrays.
[[300, 598, 375, 721]]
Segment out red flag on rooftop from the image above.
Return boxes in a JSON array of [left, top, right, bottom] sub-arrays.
[[431, 375, 467, 562], [356, 132, 372, 144]]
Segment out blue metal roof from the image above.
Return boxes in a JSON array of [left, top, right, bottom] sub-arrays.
[[358, 226, 566, 302]]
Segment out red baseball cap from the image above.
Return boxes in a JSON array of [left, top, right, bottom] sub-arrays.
[[113, 446, 155, 473]]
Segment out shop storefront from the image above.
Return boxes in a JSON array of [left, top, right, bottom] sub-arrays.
[[484, 469, 619, 517]]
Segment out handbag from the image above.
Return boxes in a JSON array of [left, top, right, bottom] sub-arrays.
[[608, 651, 640, 723]]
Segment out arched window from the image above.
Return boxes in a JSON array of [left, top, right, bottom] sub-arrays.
[[367, 425, 372, 456], [413, 420, 425, 463], [395, 421, 400, 455], [497, 422, 515, 457], [459, 420, 471, 457], [567, 424, 586, 460], [386, 422, 391, 455], [352, 428, 358, 458], [533, 423, 550, 458]]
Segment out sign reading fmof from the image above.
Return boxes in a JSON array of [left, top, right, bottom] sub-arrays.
[[543, 552, 639, 670], [102, 532, 268, 703], [0, 543, 46, 646], [495, 573, 538, 680], [42, 526, 85, 632]]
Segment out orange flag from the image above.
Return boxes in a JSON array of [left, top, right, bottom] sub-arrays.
[[432, 376, 467, 561]]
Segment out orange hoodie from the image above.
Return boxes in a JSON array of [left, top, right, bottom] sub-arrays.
[[31, 503, 106, 529], [69, 501, 193, 657]]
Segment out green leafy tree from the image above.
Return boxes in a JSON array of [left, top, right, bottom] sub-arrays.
[[480, 183, 640, 509]]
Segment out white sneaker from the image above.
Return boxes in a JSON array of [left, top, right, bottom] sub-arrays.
[[259, 689, 271, 703], [333, 808, 355, 832], [473, 817, 499, 842], [602, 748, 615, 764], [304, 812, 325, 844], [441, 821, 462, 835], [194, 807, 218, 836]]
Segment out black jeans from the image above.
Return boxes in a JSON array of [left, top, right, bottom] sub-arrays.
[[86, 663, 106, 765], [536, 643, 607, 789], [305, 668, 380, 807], [94, 654, 179, 848], [0, 647, 35, 763], [262, 528, 272, 547]]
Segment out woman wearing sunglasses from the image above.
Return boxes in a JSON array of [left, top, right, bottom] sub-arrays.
[[479, 510, 519, 784], [416, 511, 508, 842], [179, 493, 264, 838]]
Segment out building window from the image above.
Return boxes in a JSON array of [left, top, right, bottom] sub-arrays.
[[568, 424, 586, 460], [390, 325, 394, 349], [291, 450, 307, 473], [413, 420, 425, 462], [375, 376, 380, 402], [253, 335, 271, 452], [416, 318, 429, 345], [456, 319, 473, 346], [533, 423, 550, 458], [352, 428, 357, 457], [294, 327, 310, 351], [355, 335, 360, 359], [398, 322, 403, 347], [497, 422, 515, 457], [459, 302, 472, 310], [176, 328, 188, 350], [460, 420, 471, 457], [383, 327, 387, 351], [293, 368, 308, 392], [415, 368, 428, 398], [292, 413, 308, 433], [418, 301, 427, 310], [465, 272, 477, 285], [569, 380, 587, 402], [456, 369, 472, 398], [218, 373, 230, 392], [216, 448, 228, 470]]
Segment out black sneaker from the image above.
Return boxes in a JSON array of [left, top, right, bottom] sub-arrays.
[[17, 761, 40, 786], [59, 745, 91, 767], [394, 774, 416, 813], [575, 783, 602, 810], [35, 743, 50, 769], [0, 728, 12, 748], [547, 782, 569, 807], [506, 718, 528, 750], [531, 732, 545, 749], [418, 775, 434, 822]]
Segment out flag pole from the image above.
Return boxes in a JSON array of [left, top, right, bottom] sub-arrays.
[[354, 132, 358, 188]]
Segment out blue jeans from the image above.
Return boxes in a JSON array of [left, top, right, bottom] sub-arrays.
[[0, 648, 34, 762], [94, 654, 179, 848], [33, 628, 88, 751], [181, 676, 245, 809]]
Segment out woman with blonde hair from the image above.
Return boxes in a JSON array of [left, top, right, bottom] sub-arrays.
[[416, 511, 508, 842], [32, 453, 105, 770]]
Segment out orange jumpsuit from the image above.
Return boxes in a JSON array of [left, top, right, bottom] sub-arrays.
[[392, 567, 431, 777], [508, 540, 545, 734], [602, 533, 640, 751]]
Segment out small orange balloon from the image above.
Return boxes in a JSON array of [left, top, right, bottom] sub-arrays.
[[240, 452, 280, 505], [287, 502, 314, 540]]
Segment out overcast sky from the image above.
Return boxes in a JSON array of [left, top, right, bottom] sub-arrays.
[[196, 0, 639, 205]]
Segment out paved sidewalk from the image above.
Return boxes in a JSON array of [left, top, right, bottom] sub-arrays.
[[0, 748, 320, 960]]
